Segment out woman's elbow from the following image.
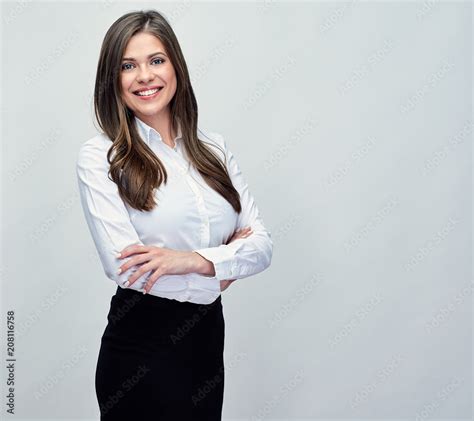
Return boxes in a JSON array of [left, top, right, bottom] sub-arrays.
[[262, 233, 273, 270]]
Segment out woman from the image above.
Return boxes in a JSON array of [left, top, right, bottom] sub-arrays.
[[76, 9, 273, 420]]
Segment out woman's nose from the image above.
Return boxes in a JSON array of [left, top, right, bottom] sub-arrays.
[[136, 65, 154, 82]]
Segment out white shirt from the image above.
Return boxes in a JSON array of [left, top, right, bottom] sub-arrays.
[[76, 116, 273, 304]]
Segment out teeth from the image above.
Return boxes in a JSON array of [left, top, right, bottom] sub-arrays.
[[135, 87, 162, 96]]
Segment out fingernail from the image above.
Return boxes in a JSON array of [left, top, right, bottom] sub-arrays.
[[123, 280, 130, 287], [115, 252, 121, 258], [142, 289, 147, 295], [117, 268, 122, 274]]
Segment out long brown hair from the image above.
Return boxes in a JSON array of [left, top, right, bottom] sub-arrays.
[[93, 9, 241, 213]]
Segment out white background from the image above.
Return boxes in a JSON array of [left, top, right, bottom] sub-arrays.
[[1, 1, 472, 420]]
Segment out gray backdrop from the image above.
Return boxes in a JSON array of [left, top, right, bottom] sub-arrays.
[[1, 1, 471, 420]]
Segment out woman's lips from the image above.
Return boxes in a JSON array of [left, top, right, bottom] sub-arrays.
[[133, 87, 163, 100]]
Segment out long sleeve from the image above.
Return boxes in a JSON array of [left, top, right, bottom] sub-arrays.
[[193, 133, 273, 281], [76, 136, 151, 287]]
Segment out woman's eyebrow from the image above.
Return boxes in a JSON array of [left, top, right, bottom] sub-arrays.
[[122, 51, 167, 61]]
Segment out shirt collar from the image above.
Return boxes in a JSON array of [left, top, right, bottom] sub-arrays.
[[134, 115, 183, 146]]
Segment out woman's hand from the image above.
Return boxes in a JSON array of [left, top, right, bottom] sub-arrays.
[[117, 226, 253, 294], [220, 226, 253, 292], [117, 246, 197, 293]]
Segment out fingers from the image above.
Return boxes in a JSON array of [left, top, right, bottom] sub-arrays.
[[142, 268, 167, 294], [142, 279, 155, 294], [123, 261, 155, 289], [242, 228, 252, 237], [233, 227, 253, 239], [116, 244, 150, 259], [220, 280, 229, 291], [220, 279, 236, 292], [117, 253, 149, 275], [238, 227, 252, 234], [225, 227, 253, 245]]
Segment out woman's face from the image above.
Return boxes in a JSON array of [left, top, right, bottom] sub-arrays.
[[120, 32, 177, 120]]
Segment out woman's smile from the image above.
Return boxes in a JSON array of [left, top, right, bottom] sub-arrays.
[[133, 86, 164, 100]]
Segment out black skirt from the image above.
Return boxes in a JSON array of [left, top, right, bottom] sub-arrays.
[[95, 286, 225, 420]]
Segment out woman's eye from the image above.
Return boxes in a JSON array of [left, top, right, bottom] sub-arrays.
[[121, 58, 164, 71]]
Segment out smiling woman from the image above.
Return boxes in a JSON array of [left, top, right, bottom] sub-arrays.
[[76, 8, 273, 421], [119, 33, 177, 140]]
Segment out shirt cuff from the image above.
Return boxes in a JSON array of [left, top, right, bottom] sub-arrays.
[[193, 243, 242, 282]]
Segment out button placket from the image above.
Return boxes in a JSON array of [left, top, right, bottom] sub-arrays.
[[158, 146, 210, 248], [186, 178, 210, 248]]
